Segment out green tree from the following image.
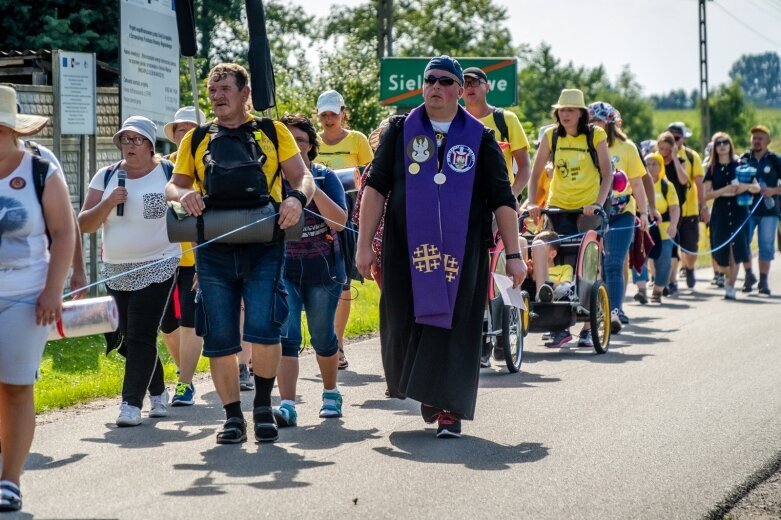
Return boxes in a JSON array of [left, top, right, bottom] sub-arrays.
[[729, 52, 781, 108], [706, 78, 755, 147]]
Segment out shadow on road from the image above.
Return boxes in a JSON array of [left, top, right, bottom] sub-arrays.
[[24, 452, 87, 471], [521, 349, 651, 364], [81, 421, 216, 449], [352, 397, 420, 417], [478, 369, 561, 389], [374, 430, 548, 470]]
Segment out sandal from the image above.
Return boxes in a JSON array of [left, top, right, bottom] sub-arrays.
[[0, 481, 22, 512], [253, 406, 279, 443], [338, 347, 349, 370], [216, 417, 247, 445]]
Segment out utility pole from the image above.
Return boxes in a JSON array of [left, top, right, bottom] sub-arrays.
[[377, 0, 393, 60], [699, 0, 711, 149]]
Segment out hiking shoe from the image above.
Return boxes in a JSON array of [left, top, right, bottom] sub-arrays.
[[0, 481, 22, 512], [743, 271, 757, 293], [710, 275, 719, 286], [436, 413, 462, 439], [610, 309, 622, 334], [272, 402, 298, 428], [148, 389, 169, 418], [537, 284, 554, 303], [253, 406, 278, 443], [617, 308, 629, 325], [667, 282, 679, 297], [171, 382, 195, 407], [239, 364, 254, 391], [685, 268, 696, 289], [725, 286, 737, 300], [545, 330, 572, 348], [634, 291, 648, 305], [116, 402, 142, 427], [319, 390, 343, 418], [216, 417, 247, 445], [716, 273, 725, 288], [650, 292, 662, 304], [758, 282, 771, 296], [577, 328, 593, 348], [421, 403, 441, 424]]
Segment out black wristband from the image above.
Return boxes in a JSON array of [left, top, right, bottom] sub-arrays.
[[505, 253, 522, 260], [287, 189, 307, 207]]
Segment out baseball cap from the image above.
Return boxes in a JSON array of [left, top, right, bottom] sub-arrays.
[[317, 90, 345, 115], [666, 121, 692, 138], [463, 67, 488, 82], [750, 124, 771, 138]]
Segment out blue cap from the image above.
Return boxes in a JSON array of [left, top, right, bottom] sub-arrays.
[[424, 55, 464, 85]]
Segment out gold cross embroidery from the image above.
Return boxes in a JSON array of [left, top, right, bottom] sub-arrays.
[[443, 254, 459, 282], [413, 244, 441, 273]]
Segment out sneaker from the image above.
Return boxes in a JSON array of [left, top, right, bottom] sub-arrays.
[[149, 389, 169, 418], [116, 402, 142, 427], [436, 413, 462, 439], [685, 268, 696, 289], [758, 282, 771, 296], [634, 291, 648, 305], [743, 271, 757, 293], [537, 284, 554, 303], [239, 364, 254, 391], [725, 286, 737, 300], [171, 382, 195, 407], [272, 402, 298, 428], [650, 292, 662, 304], [253, 406, 278, 443], [319, 390, 343, 418], [710, 275, 719, 286], [610, 309, 622, 334], [421, 403, 441, 424], [545, 330, 572, 348], [541, 332, 551, 342], [553, 282, 575, 301], [577, 328, 593, 348], [667, 282, 679, 297], [617, 308, 629, 325], [716, 273, 726, 288]]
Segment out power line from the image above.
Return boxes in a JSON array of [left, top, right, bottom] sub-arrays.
[[712, 0, 781, 48], [741, 0, 781, 24]]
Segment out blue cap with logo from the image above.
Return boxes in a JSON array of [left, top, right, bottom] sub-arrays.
[[424, 55, 464, 85]]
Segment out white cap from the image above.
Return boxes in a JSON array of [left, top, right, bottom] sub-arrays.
[[317, 90, 345, 115], [163, 106, 207, 143]]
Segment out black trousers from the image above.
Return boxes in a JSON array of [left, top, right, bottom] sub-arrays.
[[107, 277, 174, 408]]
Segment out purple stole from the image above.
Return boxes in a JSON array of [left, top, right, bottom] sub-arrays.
[[403, 105, 483, 329]]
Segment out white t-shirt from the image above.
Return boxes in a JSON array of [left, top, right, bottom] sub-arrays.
[[17, 139, 64, 176], [0, 153, 57, 296], [88, 163, 180, 264]]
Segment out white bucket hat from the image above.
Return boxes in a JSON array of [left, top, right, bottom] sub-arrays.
[[112, 115, 157, 152], [163, 106, 206, 143], [0, 85, 49, 136]]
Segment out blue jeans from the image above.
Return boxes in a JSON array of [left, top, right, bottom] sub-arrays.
[[603, 212, 635, 311], [195, 243, 288, 358], [633, 239, 674, 289], [748, 216, 778, 262], [281, 279, 341, 358]]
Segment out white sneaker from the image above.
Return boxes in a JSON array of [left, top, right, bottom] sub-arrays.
[[553, 282, 574, 301], [610, 309, 622, 334], [149, 389, 169, 418], [116, 402, 142, 427]]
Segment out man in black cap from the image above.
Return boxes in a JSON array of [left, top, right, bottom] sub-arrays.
[[462, 66, 530, 198]]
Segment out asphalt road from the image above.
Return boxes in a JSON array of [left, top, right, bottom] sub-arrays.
[[7, 264, 781, 519]]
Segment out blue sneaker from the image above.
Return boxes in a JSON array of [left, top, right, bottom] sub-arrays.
[[171, 382, 195, 407], [319, 390, 343, 418], [272, 402, 298, 427]]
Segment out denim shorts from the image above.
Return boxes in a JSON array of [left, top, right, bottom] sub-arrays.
[[748, 216, 778, 262], [281, 278, 341, 358], [195, 243, 288, 358]]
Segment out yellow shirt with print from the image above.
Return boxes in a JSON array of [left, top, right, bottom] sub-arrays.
[[315, 130, 373, 169], [548, 264, 573, 284], [545, 126, 608, 210], [479, 109, 530, 185], [167, 150, 195, 267], [672, 147, 704, 217], [173, 116, 300, 204], [655, 178, 680, 239], [609, 138, 646, 216]]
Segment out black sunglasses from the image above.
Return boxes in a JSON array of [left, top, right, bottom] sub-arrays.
[[424, 75, 457, 87], [715, 139, 730, 146], [673, 135, 683, 141]]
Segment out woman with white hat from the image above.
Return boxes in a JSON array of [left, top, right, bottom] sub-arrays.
[[0, 85, 75, 512], [78, 116, 180, 427], [159, 106, 205, 407]]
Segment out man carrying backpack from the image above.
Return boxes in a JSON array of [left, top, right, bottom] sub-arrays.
[[166, 63, 315, 445]]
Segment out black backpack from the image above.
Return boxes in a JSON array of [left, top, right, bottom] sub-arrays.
[[29, 154, 53, 247], [491, 107, 509, 143]]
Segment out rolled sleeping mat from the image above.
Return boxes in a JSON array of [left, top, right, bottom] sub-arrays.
[[48, 296, 119, 341], [331, 166, 365, 193], [166, 202, 304, 244]]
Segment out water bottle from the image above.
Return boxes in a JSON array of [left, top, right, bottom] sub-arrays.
[[735, 164, 756, 207], [759, 180, 775, 210]]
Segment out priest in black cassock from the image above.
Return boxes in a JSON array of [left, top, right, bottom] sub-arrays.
[[356, 56, 527, 439]]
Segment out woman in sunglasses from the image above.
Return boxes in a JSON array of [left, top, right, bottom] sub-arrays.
[[703, 132, 759, 300], [79, 116, 180, 426]]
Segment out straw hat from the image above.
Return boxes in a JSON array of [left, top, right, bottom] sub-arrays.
[[163, 106, 206, 143], [552, 89, 587, 110], [0, 85, 49, 135]]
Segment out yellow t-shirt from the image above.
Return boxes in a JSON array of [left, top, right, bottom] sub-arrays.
[[549, 264, 574, 284], [315, 130, 373, 169], [655, 178, 680, 239], [173, 116, 300, 204], [167, 150, 195, 267], [671, 147, 704, 217], [609, 138, 646, 215], [479, 109, 530, 185], [546, 126, 608, 209]]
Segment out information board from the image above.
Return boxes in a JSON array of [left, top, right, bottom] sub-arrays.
[[55, 51, 96, 135]]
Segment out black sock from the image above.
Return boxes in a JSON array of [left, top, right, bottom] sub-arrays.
[[760, 273, 768, 285], [253, 375, 275, 409], [224, 401, 243, 421]]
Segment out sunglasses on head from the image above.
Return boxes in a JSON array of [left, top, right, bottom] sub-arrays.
[[424, 75, 457, 87], [715, 139, 730, 146]]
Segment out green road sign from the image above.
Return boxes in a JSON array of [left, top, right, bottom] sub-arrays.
[[379, 57, 518, 107]]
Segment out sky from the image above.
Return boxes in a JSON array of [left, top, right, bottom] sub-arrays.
[[288, 0, 781, 95]]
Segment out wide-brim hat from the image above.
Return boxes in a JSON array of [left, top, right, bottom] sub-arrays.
[[163, 106, 207, 143], [552, 89, 587, 110], [112, 115, 157, 152], [0, 85, 49, 136]]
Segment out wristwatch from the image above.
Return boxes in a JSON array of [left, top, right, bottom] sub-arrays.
[[505, 252, 522, 260], [287, 189, 308, 207]]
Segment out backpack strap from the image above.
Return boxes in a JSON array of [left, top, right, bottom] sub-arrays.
[[24, 139, 42, 157], [160, 159, 174, 181], [492, 107, 509, 143], [102, 161, 123, 189], [659, 179, 671, 222], [31, 155, 52, 246], [586, 124, 600, 177], [189, 123, 214, 189], [685, 148, 694, 167], [551, 129, 558, 167], [251, 116, 283, 198]]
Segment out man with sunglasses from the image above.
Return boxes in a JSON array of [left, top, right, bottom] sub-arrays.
[[665, 122, 706, 294], [357, 56, 526, 439], [462, 67, 530, 198]]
